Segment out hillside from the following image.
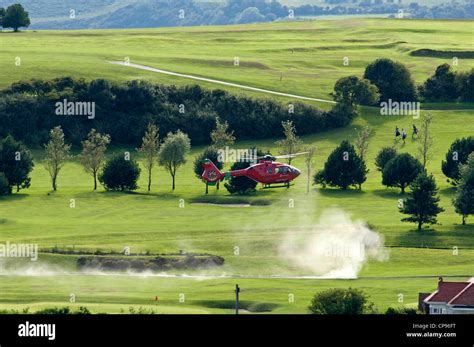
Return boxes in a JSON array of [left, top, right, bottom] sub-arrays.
[[0, 0, 471, 29], [1, 18, 473, 104]]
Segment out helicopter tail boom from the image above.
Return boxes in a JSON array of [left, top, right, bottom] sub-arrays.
[[201, 159, 225, 183]]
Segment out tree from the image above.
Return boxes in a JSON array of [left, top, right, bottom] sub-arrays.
[[305, 146, 316, 194], [399, 173, 444, 231], [314, 140, 367, 190], [2, 4, 30, 32], [326, 102, 358, 128], [0, 77, 348, 149], [137, 123, 159, 192], [382, 153, 423, 193], [442, 137, 474, 185], [453, 153, 474, 225], [0, 135, 34, 193], [364, 58, 417, 102], [375, 147, 397, 172], [0, 173, 9, 196], [331, 76, 379, 106], [354, 126, 371, 189], [158, 130, 191, 190], [276, 120, 302, 165], [210, 117, 235, 149], [308, 288, 375, 314], [0, 7, 5, 27], [80, 129, 111, 190], [456, 69, 474, 102], [99, 154, 141, 191], [355, 126, 372, 162], [419, 64, 458, 101], [417, 114, 434, 170], [44, 126, 71, 191], [193, 147, 224, 194]]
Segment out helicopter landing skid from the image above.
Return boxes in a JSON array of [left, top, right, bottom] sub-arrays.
[[262, 182, 293, 189]]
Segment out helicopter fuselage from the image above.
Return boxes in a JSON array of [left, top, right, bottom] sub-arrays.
[[229, 160, 301, 184]]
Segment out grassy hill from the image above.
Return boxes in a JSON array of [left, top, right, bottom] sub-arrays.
[[0, 0, 140, 25], [1, 0, 469, 30], [0, 18, 473, 314], [1, 19, 473, 106]]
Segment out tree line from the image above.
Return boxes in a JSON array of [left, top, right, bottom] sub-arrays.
[[331, 59, 474, 106], [0, 124, 191, 195], [10, 0, 472, 31], [0, 116, 300, 196], [3, 59, 469, 152], [0, 78, 352, 148]]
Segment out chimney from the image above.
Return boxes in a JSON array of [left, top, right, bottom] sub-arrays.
[[438, 277, 443, 289]]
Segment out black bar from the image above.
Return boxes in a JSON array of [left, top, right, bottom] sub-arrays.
[[0, 314, 473, 346]]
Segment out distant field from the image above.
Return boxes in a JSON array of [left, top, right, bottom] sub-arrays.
[[0, 18, 473, 314], [1, 18, 473, 106]]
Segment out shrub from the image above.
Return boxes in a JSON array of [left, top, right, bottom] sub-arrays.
[[382, 153, 424, 193], [224, 160, 258, 195], [0, 79, 350, 147], [453, 153, 474, 225], [419, 64, 458, 101], [385, 307, 418, 315], [399, 173, 444, 231], [36, 307, 71, 314], [375, 147, 397, 172], [309, 288, 376, 314], [331, 75, 379, 106], [364, 58, 417, 102], [314, 140, 367, 190], [99, 154, 141, 191], [224, 147, 265, 195], [442, 136, 474, 185], [193, 147, 223, 179], [0, 135, 34, 193]]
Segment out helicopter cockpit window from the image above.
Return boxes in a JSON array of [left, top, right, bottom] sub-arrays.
[[277, 166, 289, 174], [266, 166, 274, 174]]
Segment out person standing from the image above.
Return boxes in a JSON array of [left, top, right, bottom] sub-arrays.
[[395, 126, 401, 141], [412, 124, 418, 139]]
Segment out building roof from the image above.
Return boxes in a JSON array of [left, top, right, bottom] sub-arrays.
[[449, 282, 474, 306], [424, 278, 474, 305]]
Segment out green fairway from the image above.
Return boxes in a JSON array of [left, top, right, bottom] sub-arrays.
[[0, 106, 472, 313], [0, 275, 468, 314], [0, 18, 473, 314], [1, 18, 473, 107]]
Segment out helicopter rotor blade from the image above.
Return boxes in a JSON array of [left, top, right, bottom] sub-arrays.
[[255, 152, 311, 161], [273, 152, 310, 159], [273, 154, 296, 159]]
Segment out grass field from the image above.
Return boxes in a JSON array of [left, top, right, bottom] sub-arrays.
[[1, 18, 473, 107], [0, 18, 473, 314]]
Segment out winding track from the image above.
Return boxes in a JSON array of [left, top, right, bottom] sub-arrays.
[[109, 61, 336, 104]]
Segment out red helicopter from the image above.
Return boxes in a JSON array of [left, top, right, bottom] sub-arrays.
[[201, 153, 307, 188]]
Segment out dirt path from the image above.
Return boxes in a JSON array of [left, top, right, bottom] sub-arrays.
[[109, 61, 336, 104]]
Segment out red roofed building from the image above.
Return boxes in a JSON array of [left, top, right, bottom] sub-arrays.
[[420, 277, 474, 314]]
